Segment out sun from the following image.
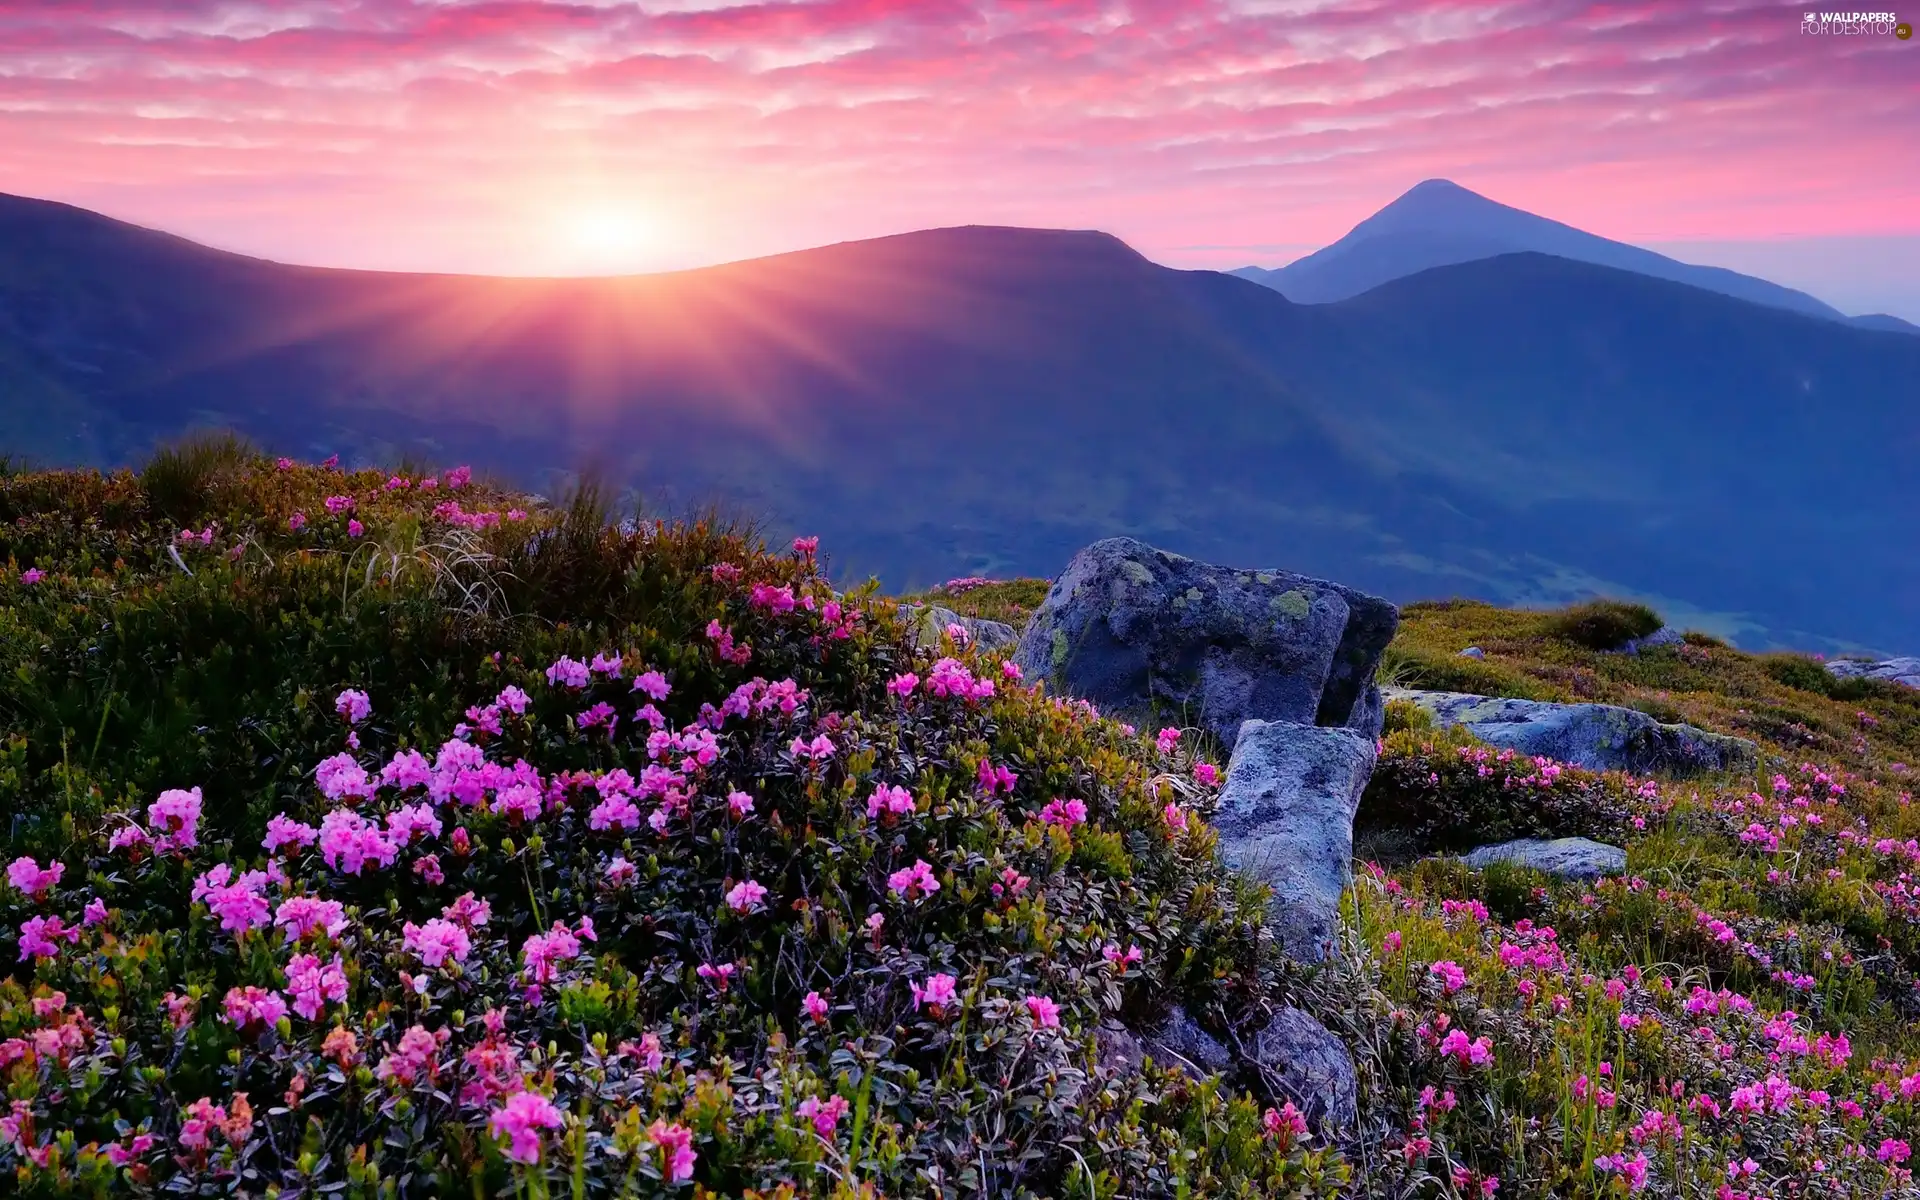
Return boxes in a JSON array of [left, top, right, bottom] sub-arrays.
[[554, 207, 656, 270]]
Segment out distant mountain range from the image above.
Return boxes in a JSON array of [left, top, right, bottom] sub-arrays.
[[1231, 179, 1920, 335], [1, 189, 1917, 652]]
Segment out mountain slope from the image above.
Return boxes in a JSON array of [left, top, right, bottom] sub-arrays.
[[1, 191, 1917, 651], [1232, 179, 1853, 323]]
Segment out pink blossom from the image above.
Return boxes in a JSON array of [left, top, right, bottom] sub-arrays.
[[334, 689, 372, 724], [402, 918, 472, 968], [696, 961, 736, 991], [725, 879, 768, 913], [589, 792, 641, 832], [790, 733, 836, 762], [886, 672, 919, 698], [887, 859, 941, 901], [490, 1089, 565, 1165], [324, 494, 356, 514], [1163, 802, 1188, 832], [1024, 994, 1062, 1028], [262, 813, 318, 855], [1438, 1029, 1494, 1068], [1263, 1101, 1309, 1141], [19, 568, 43, 584], [796, 1094, 849, 1138], [605, 856, 637, 886], [544, 656, 590, 688], [288, 511, 307, 531], [1039, 797, 1088, 829], [631, 670, 672, 701], [1429, 960, 1469, 993], [727, 790, 755, 818], [147, 786, 204, 849], [222, 986, 288, 1032], [82, 897, 109, 926], [284, 953, 349, 1020], [802, 991, 830, 1023], [193, 865, 272, 936], [17, 915, 79, 960], [1193, 762, 1220, 786], [1156, 727, 1182, 756], [1103, 943, 1144, 969], [645, 1119, 698, 1183], [318, 810, 398, 874], [347, 519, 364, 538], [520, 923, 582, 983], [867, 784, 916, 820], [912, 973, 959, 1012], [1382, 931, 1403, 955], [6, 857, 62, 900], [274, 895, 347, 944]]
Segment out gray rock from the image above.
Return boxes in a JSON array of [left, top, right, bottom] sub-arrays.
[[903, 604, 1019, 654], [1246, 1006, 1359, 1134], [1093, 1020, 1146, 1077], [1460, 836, 1626, 881], [1826, 656, 1920, 690], [1011, 538, 1398, 749], [1457, 646, 1486, 659], [1382, 687, 1756, 777], [1214, 718, 1377, 963], [1612, 626, 1686, 656], [1145, 1004, 1234, 1077]]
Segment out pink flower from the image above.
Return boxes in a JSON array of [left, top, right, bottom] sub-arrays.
[[1102, 943, 1144, 969], [605, 855, 637, 886], [887, 859, 941, 901], [443, 892, 492, 930], [725, 879, 768, 913], [631, 670, 671, 701], [520, 923, 582, 983], [324, 494, 356, 514], [1024, 994, 1061, 1028], [402, 918, 472, 968], [147, 786, 204, 849], [867, 784, 916, 821], [545, 656, 590, 688], [274, 895, 347, 944], [887, 671, 920, 699], [82, 897, 109, 926], [1156, 727, 1181, 756], [1382, 931, 1403, 955], [222, 986, 288, 1032], [1039, 797, 1088, 829], [696, 961, 736, 991], [1193, 762, 1220, 786], [802, 991, 829, 1024], [1429, 960, 1468, 993], [1881, 1139, 1912, 1165], [645, 1119, 697, 1183], [792, 535, 819, 558], [727, 790, 755, 819], [347, 519, 364, 538], [1438, 1029, 1494, 1068], [911, 973, 959, 1012], [796, 1094, 849, 1138], [262, 813, 318, 855], [1162, 802, 1188, 832], [17, 915, 79, 960], [790, 734, 836, 762], [288, 511, 307, 531], [490, 1089, 565, 1165], [6, 857, 62, 900], [589, 792, 641, 832], [1263, 1101, 1309, 1141], [283, 953, 349, 1020], [193, 865, 272, 936], [18, 568, 43, 584], [318, 810, 398, 874]]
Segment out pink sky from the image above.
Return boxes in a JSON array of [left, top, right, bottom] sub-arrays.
[[1, 0, 1915, 277]]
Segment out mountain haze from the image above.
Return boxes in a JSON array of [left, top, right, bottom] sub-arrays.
[[1, 191, 1917, 651], [1231, 180, 1904, 334]]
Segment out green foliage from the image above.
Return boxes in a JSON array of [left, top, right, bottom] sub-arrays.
[[1542, 598, 1663, 652], [1376, 643, 1549, 700], [1760, 652, 1837, 695], [139, 429, 262, 525]]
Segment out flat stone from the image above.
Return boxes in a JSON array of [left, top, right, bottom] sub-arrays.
[[1826, 656, 1920, 690], [1382, 687, 1757, 777], [1459, 836, 1626, 881], [903, 604, 1019, 654]]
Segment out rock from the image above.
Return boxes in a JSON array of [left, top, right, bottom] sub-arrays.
[[1612, 626, 1685, 656], [1826, 656, 1920, 690], [1213, 718, 1377, 963], [1093, 1020, 1146, 1077], [1458, 646, 1486, 659], [1011, 537, 1398, 748], [1459, 836, 1626, 880], [1246, 1006, 1359, 1134], [1382, 687, 1757, 777], [1145, 1004, 1234, 1078], [903, 604, 1019, 654]]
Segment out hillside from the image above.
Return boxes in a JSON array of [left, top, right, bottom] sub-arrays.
[[1229, 179, 1856, 323], [2, 192, 1920, 651], [3, 454, 1919, 1196]]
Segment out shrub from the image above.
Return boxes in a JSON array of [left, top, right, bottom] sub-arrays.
[[1760, 653, 1836, 696], [1376, 645, 1548, 700], [139, 429, 262, 524], [1542, 599, 1663, 652]]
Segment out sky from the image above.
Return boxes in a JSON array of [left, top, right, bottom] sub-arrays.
[[3, 1, 1917, 315]]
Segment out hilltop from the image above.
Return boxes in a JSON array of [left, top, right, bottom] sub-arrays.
[[2, 447, 1919, 1196]]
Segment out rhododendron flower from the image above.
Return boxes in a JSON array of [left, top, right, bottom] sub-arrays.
[[1024, 994, 1061, 1028], [911, 973, 959, 1011], [589, 792, 641, 832], [1156, 727, 1181, 756], [147, 786, 203, 849], [1163, 802, 1188, 831], [347, 518, 364, 538], [790, 734, 835, 762], [1263, 1102, 1309, 1141], [802, 991, 829, 1023], [629, 669, 671, 701], [1438, 1029, 1494, 1068], [6, 857, 62, 900], [19, 568, 43, 584], [605, 855, 637, 886], [1880, 1139, 1912, 1165], [335, 689, 372, 724], [288, 511, 307, 531], [545, 656, 590, 688], [520, 923, 583, 983], [194, 865, 272, 936], [727, 790, 755, 818], [262, 813, 319, 855], [17, 915, 79, 960], [696, 961, 736, 991], [318, 810, 398, 874], [377, 1025, 443, 1087], [977, 758, 1018, 795], [645, 1119, 698, 1183], [403, 918, 472, 968], [274, 895, 347, 944], [1103, 943, 1143, 969], [867, 784, 916, 820], [1382, 931, 1403, 955], [1194, 762, 1220, 786], [1429, 960, 1469, 993], [888, 859, 941, 901], [796, 1094, 849, 1138], [490, 1089, 565, 1165], [886, 672, 918, 697], [1039, 797, 1088, 829], [725, 879, 768, 913], [284, 953, 348, 1020], [83, 897, 109, 926], [222, 986, 288, 1032]]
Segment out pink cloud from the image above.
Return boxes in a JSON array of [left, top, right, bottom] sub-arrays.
[[0, 0, 1913, 274]]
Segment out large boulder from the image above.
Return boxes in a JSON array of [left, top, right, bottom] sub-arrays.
[[1144, 1004, 1234, 1077], [1012, 538, 1398, 746], [1214, 718, 1377, 963], [1246, 1006, 1359, 1135], [1459, 836, 1626, 881], [1383, 688, 1756, 777], [902, 604, 1020, 654], [1826, 656, 1920, 690], [1611, 626, 1685, 656]]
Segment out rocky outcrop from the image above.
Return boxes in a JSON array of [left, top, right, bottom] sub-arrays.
[[903, 604, 1019, 654], [1459, 836, 1626, 880], [1146, 1005, 1234, 1077], [1458, 646, 1486, 659], [1011, 538, 1398, 747], [1611, 626, 1686, 656], [1383, 687, 1756, 777], [1826, 656, 1920, 690], [1246, 1006, 1359, 1134], [1213, 718, 1377, 963]]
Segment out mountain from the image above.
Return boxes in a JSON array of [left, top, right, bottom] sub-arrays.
[[2, 190, 1918, 651], [1231, 179, 1873, 326]]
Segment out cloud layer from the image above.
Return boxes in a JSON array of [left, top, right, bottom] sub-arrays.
[[2, 0, 1914, 275]]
